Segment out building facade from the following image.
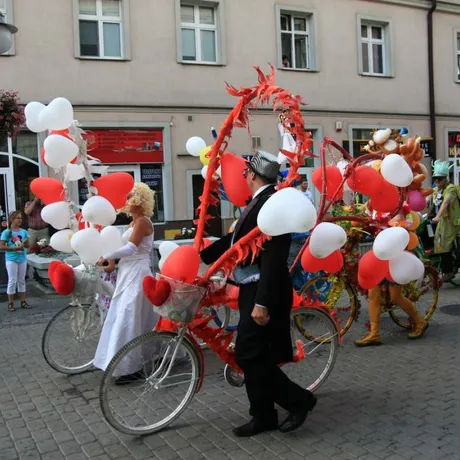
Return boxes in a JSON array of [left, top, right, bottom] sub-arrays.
[[1, 0, 460, 236]]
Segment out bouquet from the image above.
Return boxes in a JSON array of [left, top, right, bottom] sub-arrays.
[[174, 227, 196, 240], [30, 238, 55, 255]]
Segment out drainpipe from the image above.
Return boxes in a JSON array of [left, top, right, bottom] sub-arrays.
[[428, 0, 437, 159]]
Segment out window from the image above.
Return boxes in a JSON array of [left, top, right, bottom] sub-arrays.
[[276, 7, 317, 71], [251, 136, 261, 149], [455, 31, 460, 82], [0, 0, 14, 56], [176, 0, 226, 65], [74, 0, 130, 59], [358, 16, 393, 77]]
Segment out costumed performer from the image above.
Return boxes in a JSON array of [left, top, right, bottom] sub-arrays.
[[428, 160, 460, 283], [200, 151, 317, 437], [355, 210, 429, 347], [94, 183, 159, 383]]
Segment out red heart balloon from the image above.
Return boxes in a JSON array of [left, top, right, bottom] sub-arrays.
[[312, 166, 343, 201], [93, 173, 135, 209], [358, 250, 388, 289], [161, 245, 200, 284], [347, 166, 384, 196], [369, 181, 400, 213], [143, 276, 171, 306], [30, 178, 65, 205], [49, 261, 74, 295], [221, 153, 252, 207], [301, 247, 343, 274]]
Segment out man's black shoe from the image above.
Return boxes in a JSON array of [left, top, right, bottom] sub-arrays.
[[232, 417, 278, 437], [278, 396, 317, 433]]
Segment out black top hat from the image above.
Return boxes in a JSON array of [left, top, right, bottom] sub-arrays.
[[246, 150, 281, 183]]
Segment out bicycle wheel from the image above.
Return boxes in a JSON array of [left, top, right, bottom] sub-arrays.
[[287, 307, 339, 393], [300, 275, 360, 336], [388, 265, 439, 329], [42, 305, 103, 374], [211, 305, 239, 331], [100, 330, 201, 436]]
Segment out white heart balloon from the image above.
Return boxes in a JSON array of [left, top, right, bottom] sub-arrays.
[[82, 196, 116, 227], [39, 97, 74, 130], [41, 202, 71, 230], [380, 154, 413, 187], [201, 165, 208, 179], [373, 227, 410, 260], [158, 241, 179, 271], [185, 137, 206, 157], [257, 188, 317, 236], [25, 102, 47, 133], [100, 226, 123, 256], [71, 227, 102, 265], [309, 223, 347, 259], [66, 163, 85, 181], [44, 134, 79, 169], [50, 229, 74, 253], [389, 251, 425, 285]]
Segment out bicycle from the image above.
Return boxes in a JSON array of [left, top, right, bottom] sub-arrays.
[[300, 237, 440, 335], [41, 265, 115, 374], [98, 273, 339, 436]]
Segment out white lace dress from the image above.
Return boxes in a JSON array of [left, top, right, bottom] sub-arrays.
[[93, 227, 159, 376]]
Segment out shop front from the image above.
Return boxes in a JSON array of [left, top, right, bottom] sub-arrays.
[[70, 121, 173, 233]]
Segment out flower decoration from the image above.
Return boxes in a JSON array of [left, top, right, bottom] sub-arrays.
[[0, 90, 26, 138]]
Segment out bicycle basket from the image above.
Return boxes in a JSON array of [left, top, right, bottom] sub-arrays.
[[152, 274, 206, 323]]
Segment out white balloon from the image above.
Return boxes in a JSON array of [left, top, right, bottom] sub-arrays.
[[39, 97, 74, 130], [82, 196, 116, 226], [380, 154, 413, 187], [71, 227, 102, 265], [100, 226, 123, 256], [50, 229, 74, 253], [257, 188, 317, 236], [41, 202, 70, 230], [389, 252, 425, 285], [158, 241, 179, 270], [25, 102, 47, 133], [186, 136, 206, 157], [373, 227, 410, 260], [44, 134, 79, 169], [65, 163, 86, 181], [309, 223, 347, 259], [201, 165, 208, 179]]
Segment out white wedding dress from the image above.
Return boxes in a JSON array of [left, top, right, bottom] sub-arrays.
[[93, 226, 159, 376]]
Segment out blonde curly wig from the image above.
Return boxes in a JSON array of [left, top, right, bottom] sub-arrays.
[[121, 182, 155, 217]]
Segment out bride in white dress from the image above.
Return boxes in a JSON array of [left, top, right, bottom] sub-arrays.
[[94, 183, 159, 382]]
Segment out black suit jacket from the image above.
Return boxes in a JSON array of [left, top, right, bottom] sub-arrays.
[[200, 185, 292, 311]]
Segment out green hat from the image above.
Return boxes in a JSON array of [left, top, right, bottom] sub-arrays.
[[432, 160, 453, 179]]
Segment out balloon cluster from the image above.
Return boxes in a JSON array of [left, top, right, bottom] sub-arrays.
[[24, 98, 135, 266]]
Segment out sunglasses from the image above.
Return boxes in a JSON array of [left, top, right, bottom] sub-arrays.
[[243, 168, 250, 178]]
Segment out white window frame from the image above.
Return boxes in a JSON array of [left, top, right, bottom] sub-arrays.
[[357, 15, 394, 77], [72, 0, 131, 60], [275, 5, 318, 72], [454, 29, 460, 83], [175, 0, 226, 66], [0, 0, 15, 56]]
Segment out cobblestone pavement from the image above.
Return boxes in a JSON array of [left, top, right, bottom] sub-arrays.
[[0, 282, 459, 460]]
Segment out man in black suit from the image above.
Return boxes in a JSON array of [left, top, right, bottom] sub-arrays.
[[201, 151, 317, 437]]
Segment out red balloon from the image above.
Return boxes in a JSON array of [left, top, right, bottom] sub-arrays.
[[369, 181, 400, 213], [161, 245, 200, 284], [347, 166, 384, 196], [30, 177, 64, 205], [49, 261, 74, 295], [312, 166, 343, 201], [202, 238, 212, 250], [221, 153, 252, 207], [321, 250, 344, 274], [143, 276, 172, 306], [358, 250, 388, 289], [225, 284, 239, 310], [40, 147, 47, 166], [93, 173, 135, 209], [301, 247, 343, 274]]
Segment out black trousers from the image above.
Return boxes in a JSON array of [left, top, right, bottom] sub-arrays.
[[235, 283, 315, 419]]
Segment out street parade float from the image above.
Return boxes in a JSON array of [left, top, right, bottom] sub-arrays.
[[33, 66, 438, 436]]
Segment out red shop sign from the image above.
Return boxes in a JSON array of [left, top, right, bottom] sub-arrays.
[[84, 129, 164, 164]]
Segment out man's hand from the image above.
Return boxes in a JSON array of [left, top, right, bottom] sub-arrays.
[[432, 216, 440, 224], [251, 305, 270, 326], [97, 257, 107, 266]]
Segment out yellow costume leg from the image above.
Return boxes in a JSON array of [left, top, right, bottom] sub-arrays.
[[389, 285, 428, 339], [355, 286, 382, 347]]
